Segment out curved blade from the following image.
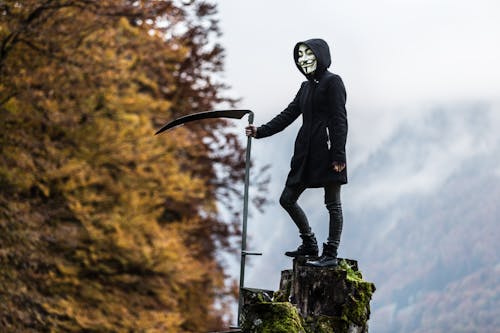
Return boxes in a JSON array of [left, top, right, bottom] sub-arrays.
[[155, 109, 252, 135]]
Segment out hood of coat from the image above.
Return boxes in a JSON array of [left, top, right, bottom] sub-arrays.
[[293, 38, 331, 80]]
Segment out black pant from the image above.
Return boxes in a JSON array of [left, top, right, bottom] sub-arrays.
[[279, 183, 343, 249]]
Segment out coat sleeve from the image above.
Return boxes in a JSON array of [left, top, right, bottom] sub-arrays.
[[327, 75, 348, 163], [255, 83, 304, 139]]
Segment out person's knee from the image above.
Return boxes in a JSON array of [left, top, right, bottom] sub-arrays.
[[280, 192, 294, 208], [325, 201, 342, 213]]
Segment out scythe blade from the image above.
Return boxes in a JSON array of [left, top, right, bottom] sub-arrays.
[[154, 109, 252, 135]]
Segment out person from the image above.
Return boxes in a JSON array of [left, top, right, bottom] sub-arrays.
[[245, 38, 347, 267]]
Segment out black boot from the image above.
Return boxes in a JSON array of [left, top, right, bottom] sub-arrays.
[[305, 243, 338, 267], [284, 233, 318, 257]]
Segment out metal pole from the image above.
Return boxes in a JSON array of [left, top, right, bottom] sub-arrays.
[[237, 111, 254, 326]]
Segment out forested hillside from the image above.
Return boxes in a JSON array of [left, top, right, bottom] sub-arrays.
[[0, 1, 251, 332]]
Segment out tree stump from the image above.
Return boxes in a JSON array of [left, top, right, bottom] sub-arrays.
[[240, 259, 375, 333], [291, 258, 375, 332]]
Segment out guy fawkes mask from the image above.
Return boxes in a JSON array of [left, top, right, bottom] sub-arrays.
[[297, 44, 317, 74]]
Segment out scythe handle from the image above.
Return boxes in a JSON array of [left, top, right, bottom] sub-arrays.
[[237, 111, 254, 326]]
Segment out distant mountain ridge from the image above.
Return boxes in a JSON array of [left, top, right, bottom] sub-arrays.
[[345, 104, 500, 333], [366, 171, 499, 332]]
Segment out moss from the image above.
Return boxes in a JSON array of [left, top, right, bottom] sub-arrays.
[[242, 302, 305, 333], [337, 260, 376, 326], [256, 292, 266, 303], [342, 282, 375, 326], [338, 259, 363, 283]]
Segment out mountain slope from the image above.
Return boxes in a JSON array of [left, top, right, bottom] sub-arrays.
[[347, 104, 500, 333]]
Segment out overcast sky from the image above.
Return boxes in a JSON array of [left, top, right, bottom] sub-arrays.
[[213, 0, 500, 314]]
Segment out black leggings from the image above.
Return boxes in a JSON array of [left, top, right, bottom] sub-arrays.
[[279, 183, 343, 248]]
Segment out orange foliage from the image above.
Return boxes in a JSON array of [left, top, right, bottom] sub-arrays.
[[0, 1, 255, 332]]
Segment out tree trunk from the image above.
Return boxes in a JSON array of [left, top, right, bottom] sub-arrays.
[[240, 258, 375, 333]]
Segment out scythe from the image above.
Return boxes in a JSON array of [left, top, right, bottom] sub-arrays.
[[155, 109, 261, 327]]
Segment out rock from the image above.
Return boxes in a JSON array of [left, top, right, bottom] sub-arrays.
[[240, 259, 375, 333]]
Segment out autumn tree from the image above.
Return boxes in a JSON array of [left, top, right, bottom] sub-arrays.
[[0, 1, 262, 332]]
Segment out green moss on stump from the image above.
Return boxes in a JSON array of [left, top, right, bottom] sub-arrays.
[[338, 259, 363, 282], [342, 282, 374, 326], [242, 302, 305, 333], [338, 260, 375, 326]]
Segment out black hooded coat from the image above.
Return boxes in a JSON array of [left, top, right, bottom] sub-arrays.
[[255, 38, 348, 188]]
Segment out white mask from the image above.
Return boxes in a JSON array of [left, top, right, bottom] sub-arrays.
[[297, 44, 317, 74]]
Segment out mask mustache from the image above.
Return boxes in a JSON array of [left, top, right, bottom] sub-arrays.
[[299, 59, 315, 66]]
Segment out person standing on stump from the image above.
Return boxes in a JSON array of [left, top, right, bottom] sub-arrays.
[[245, 38, 347, 268]]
